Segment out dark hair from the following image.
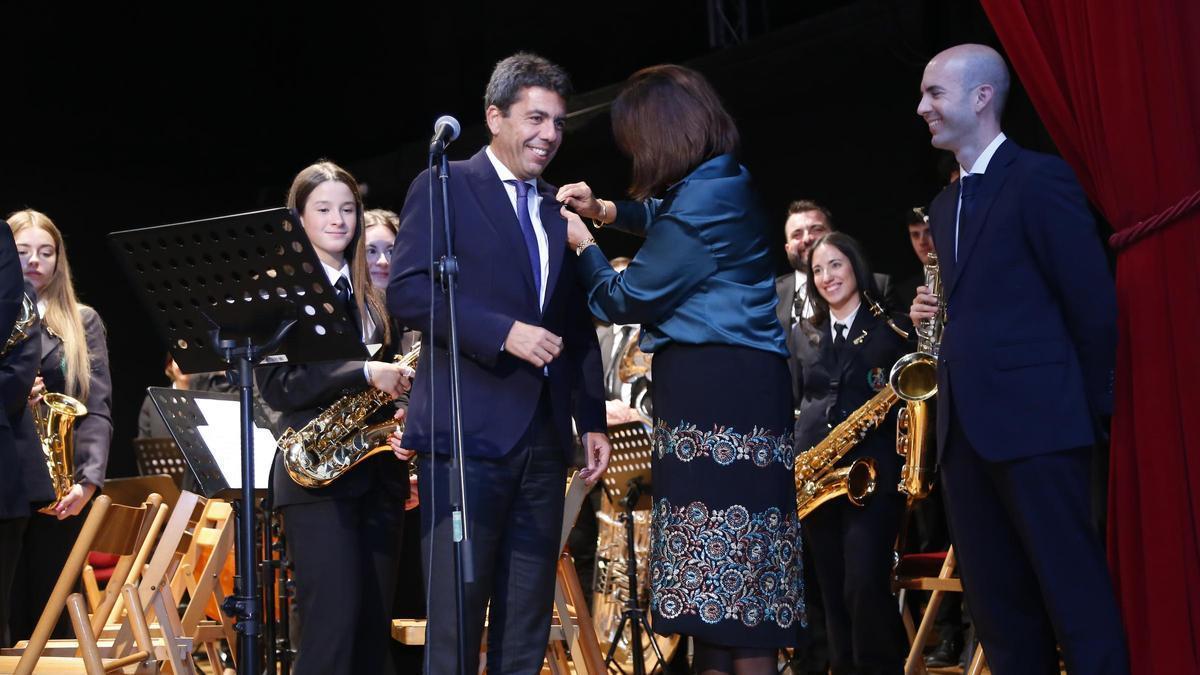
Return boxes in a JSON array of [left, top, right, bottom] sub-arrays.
[[611, 64, 740, 201], [484, 52, 572, 115], [804, 232, 881, 327], [905, 206, 927, 227], [787, 199, 835, 228], [287, 160, 391, 346]]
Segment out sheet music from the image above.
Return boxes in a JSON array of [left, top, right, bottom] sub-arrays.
[[194, 398, 276, 490]]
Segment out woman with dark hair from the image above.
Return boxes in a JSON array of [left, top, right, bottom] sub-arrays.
[[256, 161, 413, 675], [6, 209, 113, 640], [795, 232, 911, 674], [560, 64, 801, 674]]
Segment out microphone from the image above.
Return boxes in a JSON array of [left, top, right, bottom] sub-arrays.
[[429, 115, 461, 153]]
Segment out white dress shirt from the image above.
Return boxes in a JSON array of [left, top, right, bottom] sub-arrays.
[[829, 300, 862, 342], [486, 146, 549, 310], [955, 132, 1007, 259]]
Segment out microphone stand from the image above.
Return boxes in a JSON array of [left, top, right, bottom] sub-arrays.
[[429, 139, 474, 675]]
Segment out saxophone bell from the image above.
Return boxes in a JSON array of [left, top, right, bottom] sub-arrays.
[[35, 391, 88, 513]]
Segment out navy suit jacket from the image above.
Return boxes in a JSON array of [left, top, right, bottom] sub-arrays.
[[929, 139, 1116, 461], [0, 231, 29, 519], [388, 148, 606, 459]]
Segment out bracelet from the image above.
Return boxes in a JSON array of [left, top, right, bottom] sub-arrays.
[[589, 199, 607, 229], [575, 237, 597, 256]]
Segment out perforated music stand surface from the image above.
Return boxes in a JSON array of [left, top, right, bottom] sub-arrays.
[[131, 437, 190, 487], [601, 421, 655, 510], [148, 387, 276, 500], [107, 207, 366, 374]]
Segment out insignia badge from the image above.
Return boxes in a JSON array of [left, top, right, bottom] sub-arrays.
[[867, 367, 887, 392]]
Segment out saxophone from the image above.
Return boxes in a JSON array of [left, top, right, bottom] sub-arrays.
[[280, 343, 420, 488], [795, 385, 897, 519], [35, 392, 89, 513], [1, 292, 37, 357], [889, 251, 943, 501]]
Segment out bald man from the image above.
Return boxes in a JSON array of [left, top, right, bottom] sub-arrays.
[[911, 44, 1128, 674]]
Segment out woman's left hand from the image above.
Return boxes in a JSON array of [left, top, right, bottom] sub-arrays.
[[53, 483, 97, 520], [562, 207, 592, 249]]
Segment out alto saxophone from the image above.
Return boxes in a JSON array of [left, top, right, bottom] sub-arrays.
[[280, 343, 420, 488], [889, 251, 943, 501], [795, 386, 897, 519], [35, 392, 89, 513]]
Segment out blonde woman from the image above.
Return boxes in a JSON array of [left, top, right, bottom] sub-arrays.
[[6, 209, 113, 641]]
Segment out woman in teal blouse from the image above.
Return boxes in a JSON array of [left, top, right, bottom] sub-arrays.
[[561, 64, 801, 675]]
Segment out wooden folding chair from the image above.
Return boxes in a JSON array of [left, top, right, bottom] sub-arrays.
[[893, 546, 984, 675], [0, 494, 164, 675], [545, 471, 605, 675]]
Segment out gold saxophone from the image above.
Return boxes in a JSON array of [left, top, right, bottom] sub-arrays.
[[795, 385, 897, 519], [1, 293, 37, 357], [889, 251, 943, 501], [35, 392, 89, 512], [280, 343, 420, 488]]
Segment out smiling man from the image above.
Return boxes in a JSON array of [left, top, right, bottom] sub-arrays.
[[911, 44, 1128, 674], [388, 53, 610, 675]]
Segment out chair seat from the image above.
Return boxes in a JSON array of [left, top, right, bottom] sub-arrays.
[[87, 552, 121, 583], [0, 653, 152, 674], [895, 550, 949, 578]]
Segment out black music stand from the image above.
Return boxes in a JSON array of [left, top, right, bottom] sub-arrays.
[[110, 208, 366, 675], [600, 421, 664, 675], [131, 437, 190, 488]]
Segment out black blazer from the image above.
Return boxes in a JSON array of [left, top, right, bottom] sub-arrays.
[[794, 307, 912, 492], [14, 305, 113, 505], [257, 306, 408, 508], [388, 148, 606, 459], [928, 140, 1115, 461], [0, 228, 32, 518]]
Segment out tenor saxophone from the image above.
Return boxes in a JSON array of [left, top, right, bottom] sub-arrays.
[[889, 251, 944, 501], [280, 343, 420, 488], [1, 292, 37, 357]]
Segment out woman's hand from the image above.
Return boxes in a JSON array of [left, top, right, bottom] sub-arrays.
[[562, 208, 593, 249], [53, 483, 97, 520], [556, 182, 611, 223], [367, 361, 414, 400], [388, 408, 415, 461], [28, 375, 45, 406]]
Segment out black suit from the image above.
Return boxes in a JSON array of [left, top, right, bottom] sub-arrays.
[[10, 304, 113, 641], [0, 225, 30, 647], [795, 307, 911, 675], [389, 148, 605, 674], [929, 139, 1127, 674], [256, 303, 407, 675]]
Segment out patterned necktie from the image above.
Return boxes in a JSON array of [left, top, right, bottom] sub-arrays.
[[508, 179, 542, 304], [956, 173, 981, 262]]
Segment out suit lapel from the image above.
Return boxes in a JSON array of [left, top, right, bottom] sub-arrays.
[[947, 140, 1020, 298], [538, 179, 565, 312], [837, 307, 879, 380], [930, 185, 958, 286], [462, 150, 539, 304]]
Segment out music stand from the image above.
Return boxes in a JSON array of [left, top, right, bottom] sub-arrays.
[[131, 437, 190, 488], [110, 208, 366, 675], [600, 421, 664, 675]]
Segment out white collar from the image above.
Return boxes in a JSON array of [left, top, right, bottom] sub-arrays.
[[321, 261, 351, 290], [794, 270, 807, 294], [961, 132, 1007, 176], [830, 300, 861, 340], [485, 146, 537, 191]]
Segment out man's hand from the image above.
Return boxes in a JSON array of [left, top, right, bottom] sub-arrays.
[[368, 361, 414, 400], [504, 321, 563, 368], [387, 408, 415, 461], [578, 432, 612, 486], [910, 285, 939, 325]]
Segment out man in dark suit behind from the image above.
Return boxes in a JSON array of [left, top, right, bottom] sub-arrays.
[[912, 44, 1128, 674], [388, 53, 609, 675]]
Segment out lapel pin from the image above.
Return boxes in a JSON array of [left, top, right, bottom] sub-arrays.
[[852, 330, 868, 345]]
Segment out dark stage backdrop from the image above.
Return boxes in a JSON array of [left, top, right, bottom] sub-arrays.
[[5, 0, 1063, 487]]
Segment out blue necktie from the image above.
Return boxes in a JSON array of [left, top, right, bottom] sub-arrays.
[[956, 174, 980, 262], [509, 179, 542, 303]]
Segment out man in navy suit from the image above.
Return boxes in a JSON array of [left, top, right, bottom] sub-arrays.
[[911, 45, 1128, 674], [388, 53, 609, 675]]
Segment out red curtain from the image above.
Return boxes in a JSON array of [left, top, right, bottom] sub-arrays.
[[979, 1, 1200, 672]]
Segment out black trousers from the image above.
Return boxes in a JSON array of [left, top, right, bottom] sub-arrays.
[[418, 405, 566, 675], [940, 401, 1129, 675], [9, 508, 86, 642], [803, 485, 907, 675], [281, 466, 407, 675], [0, 516, 28, 647]]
